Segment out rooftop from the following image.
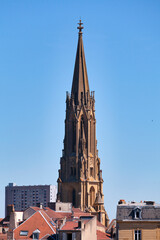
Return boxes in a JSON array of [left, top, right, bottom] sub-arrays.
[[118, 200, 160, 207], [117, 200, 160, 221]]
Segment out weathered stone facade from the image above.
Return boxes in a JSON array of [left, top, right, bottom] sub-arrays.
[[57, 21, 109, 226]]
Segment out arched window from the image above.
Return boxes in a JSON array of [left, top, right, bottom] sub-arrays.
[[90, 186, 95, 206], [81, 116, 84, 138], [90, 167, 93, 177], [72, 189, 76, 207], [71, 167, 73, 176]]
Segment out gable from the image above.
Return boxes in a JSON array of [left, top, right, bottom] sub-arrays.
[[13, 211, 55, 239]]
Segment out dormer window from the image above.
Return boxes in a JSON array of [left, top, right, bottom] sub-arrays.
[[33, 229, 40, 240], [133, 208, 141, 219], [136, 211, 140, 218]]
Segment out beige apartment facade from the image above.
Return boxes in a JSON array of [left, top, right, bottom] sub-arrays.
[[116, 200, 160, 240]]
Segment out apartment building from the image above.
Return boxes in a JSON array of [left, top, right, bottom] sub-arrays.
[[5, 183, 57, 216], [116, 199, 160, 240]]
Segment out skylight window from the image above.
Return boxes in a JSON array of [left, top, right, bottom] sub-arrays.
[[50, 221, 56, 226], [20, 231, 28, 236]]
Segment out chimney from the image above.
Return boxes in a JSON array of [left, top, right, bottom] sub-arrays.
[[48, 202, 56, 210], [9, 212, 17, 230], [36, 203, 43, 209], [7, 205, 15, 217], [118, 199, 126, 205]]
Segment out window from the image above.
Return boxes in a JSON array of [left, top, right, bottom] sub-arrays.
[[72, 189, 76, 207], [136, 211, 139, 218], [33, 233, 39, 239], [20, 231, 28, 236], [72, 232, 76, 240], [90, 167, 93, 177], [134, 230, 141, 240], [33, 229, 40, 240], [81, 116, 83, 138], [90, 186, 95, 206], [67, 233, 72, 240], [71, 167, 76, 176], [133, 208, 141, 219]]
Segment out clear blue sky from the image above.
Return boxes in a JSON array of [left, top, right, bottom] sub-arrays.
[[0, 0, 160, 220]]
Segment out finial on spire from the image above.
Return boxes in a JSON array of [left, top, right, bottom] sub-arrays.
[[77, 19, 83, 34]]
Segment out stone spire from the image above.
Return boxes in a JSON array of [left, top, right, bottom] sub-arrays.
[[71, 20, 90, 105], [57, 21, 109, 227]]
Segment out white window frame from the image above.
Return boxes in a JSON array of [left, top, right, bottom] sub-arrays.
[[134, 230, 141, 240]]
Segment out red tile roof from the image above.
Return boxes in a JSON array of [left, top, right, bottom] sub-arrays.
[[72, 207, 91, 218], [97, 230, 111, 240], [106, 219, 116, 232], [13, 210, 56, 239], [29, 206, 41, 212], [61, 220, 79, 231], [97, 220, 106, 228], [44, 208, 72, 220], [60, 218, 91, 231]]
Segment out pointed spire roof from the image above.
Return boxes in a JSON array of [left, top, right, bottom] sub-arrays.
[[71, 20, 90, 105], [95, 191, 104, 205]]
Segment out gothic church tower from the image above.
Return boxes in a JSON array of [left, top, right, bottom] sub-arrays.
[[57, 21, 109, 226]]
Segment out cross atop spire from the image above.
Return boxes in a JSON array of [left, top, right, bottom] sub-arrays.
[[77, 19, 83, 34]]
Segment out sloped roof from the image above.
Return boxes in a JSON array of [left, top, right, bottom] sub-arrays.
[[117, 202, 160, 221], [60, 220, 79, 231], [97, 230, 111, 240], [72, 207, 91, 218], [106, 219, 116, 232], [13, 210, 56, 239], [95, 192, 104, 205], [97, 220, 106, 228], [60, 218, 91, 231], [29, 206, 41, 212], [44, 208, 72, 220]]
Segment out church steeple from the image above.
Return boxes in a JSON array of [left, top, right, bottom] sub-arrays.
[[71, 20, 90, 105], [57, 21, 109, 227]]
